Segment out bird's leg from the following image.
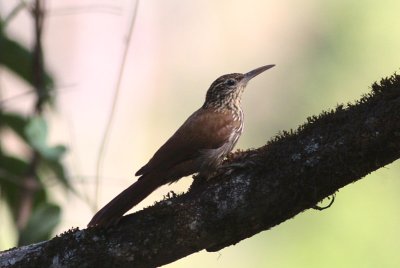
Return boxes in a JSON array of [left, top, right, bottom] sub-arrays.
[[189, 167, 220, 190], [191, 171, 212, 187]]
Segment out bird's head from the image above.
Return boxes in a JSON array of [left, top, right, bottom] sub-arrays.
[[203, 64, 275, 109]]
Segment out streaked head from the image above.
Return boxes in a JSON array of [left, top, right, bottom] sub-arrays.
[[203, 64, 275, 109]]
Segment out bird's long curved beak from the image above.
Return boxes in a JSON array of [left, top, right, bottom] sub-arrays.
[[243, 64, 275, 83]]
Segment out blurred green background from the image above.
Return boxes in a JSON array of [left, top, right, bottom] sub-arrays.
[[1, 0, 399, 267]]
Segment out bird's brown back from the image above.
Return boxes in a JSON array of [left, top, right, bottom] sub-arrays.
[[135, 107, 242, 183]]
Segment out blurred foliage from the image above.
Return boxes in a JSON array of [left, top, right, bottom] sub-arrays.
[[0, 20, 54, 106], [18, 203, 61, 246], [0, 15, 70, 247]]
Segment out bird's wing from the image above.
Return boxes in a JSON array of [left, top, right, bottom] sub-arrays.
[[135, 107, 240, 176]]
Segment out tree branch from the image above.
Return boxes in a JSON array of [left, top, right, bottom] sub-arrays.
[[1, 74, 399, 267]]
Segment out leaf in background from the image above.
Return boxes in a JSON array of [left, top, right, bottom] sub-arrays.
[[25, 117, 66, 160], [24, 117, 72, 190], [0, 152, 28, 177], [24, 117, 48, 154], [0, 112, 29, 141], [40, 158, 72, 191], [0, 153, 30, 220], [0, 24, 54, 104], [18, 202, 61, 246]]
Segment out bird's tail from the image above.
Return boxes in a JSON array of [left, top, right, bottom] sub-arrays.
[[88, 174, 162, 227]]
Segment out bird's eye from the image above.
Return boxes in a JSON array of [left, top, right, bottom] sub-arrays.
[[226, 79, 236, 86]]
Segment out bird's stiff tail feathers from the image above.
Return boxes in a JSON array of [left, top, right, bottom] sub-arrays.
[[88, 174, 162, 227]]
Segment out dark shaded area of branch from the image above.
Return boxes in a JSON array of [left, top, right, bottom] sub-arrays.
[[1, 74, 400, 267]]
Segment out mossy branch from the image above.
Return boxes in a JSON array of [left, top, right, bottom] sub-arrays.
[[1, 74, 400, 267]]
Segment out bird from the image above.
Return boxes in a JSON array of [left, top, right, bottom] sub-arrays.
[[88, 64, 275, 227]]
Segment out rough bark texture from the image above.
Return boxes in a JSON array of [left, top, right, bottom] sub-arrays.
[[1, 74, 400, 267]]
